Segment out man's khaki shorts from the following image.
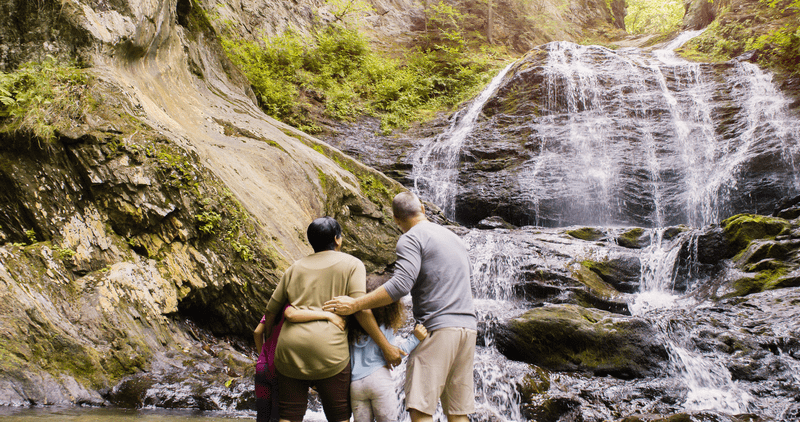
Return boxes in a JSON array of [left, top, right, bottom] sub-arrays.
[[405, 327, 477, 416]]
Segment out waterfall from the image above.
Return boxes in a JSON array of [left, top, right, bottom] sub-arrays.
[[632, 228, 756, 414], [445, 35, 800, 227], [395, 31, 800, 422], [411, 63, 514, 219]]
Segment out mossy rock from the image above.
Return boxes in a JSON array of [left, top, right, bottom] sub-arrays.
[[617, 227, 649, 249], [581, 258, 641, 293], [722, 214, 790, 258], [570, 264, 628, 314], [727, 266, 800, 298], [518, 365, 551, 398], [495, 304, 667, 378], [736, 240, 792, 267], [662, 225, 689, 241], [566, 227, 604, 241]]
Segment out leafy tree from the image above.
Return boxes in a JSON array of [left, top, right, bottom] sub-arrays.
[[625, 0, 684, 34]]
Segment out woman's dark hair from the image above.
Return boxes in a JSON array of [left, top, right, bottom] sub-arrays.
[[350, 274, 405, 342], [307, 216, 342, 253]]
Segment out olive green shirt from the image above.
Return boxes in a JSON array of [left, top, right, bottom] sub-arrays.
[[266, 250, 366, 380]]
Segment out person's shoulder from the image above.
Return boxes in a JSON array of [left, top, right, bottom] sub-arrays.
[[332, 251, 365, 268], [412, 220, 458, 237]]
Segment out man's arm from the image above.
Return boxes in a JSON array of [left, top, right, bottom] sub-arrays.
[[353, 308, 406, 367], [323, 286, 394, 315]]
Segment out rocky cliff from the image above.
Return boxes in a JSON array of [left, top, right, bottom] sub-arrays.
[[0, 0, 404, 407], [204, 0, 626, 55]]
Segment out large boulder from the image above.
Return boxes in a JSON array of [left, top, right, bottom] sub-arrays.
[[495, 304, 668, 378]]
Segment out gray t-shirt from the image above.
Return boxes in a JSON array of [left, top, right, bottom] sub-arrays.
[[383, 221, 477, 331]]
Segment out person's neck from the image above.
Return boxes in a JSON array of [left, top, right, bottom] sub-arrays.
[[400, 215, 427, 233]]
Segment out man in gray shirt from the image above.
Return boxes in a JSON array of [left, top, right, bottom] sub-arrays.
[[324, 192, 477, 422]]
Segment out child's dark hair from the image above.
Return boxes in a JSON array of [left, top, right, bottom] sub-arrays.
[[350, 274, 405, 342]]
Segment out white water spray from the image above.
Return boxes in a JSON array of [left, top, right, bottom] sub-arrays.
[[411, 63, 514, 219]]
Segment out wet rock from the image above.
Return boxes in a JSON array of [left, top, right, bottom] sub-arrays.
[[619, 412, 762, 422], [581, 257, 641, 293], [722, 214, 791, 258], [522, 396, 583, 422], [476, 216, 516, 230], [495, 304, 668, 378], [694, 226, 728, 265], [617, 227, 651, 249]]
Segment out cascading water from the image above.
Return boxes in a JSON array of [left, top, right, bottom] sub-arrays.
[[403, 30, 800, 422], [632, 228, 756, 415], [440, 34, 800, 228], [411, 63, 514, 220]]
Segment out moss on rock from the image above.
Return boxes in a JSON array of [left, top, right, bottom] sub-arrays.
[[574, 263, 621, 299], [617, 227, 649, 249], [722, 214, 790, 258], [566, 227, 604, 241], [495, 304, 667, 378]]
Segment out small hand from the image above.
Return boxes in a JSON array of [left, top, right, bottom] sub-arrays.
[[381, 344, 406, 368], [327, 312, 346, 331], [413, 324, 428, 341], [323, 296, 358, 315]]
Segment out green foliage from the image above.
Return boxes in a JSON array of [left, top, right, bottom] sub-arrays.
[[681, 1, 800, 77], [0, 57, 91, 142], [196, 211, 222, 235], [625, 0, 684, 34], [327, 0, 374, 23], [762, 0, 800, 10], [24, 229, 37, 244], [222, 20, 502, 133], [57, 247, 76, 261], [230, 239, 254, 261]]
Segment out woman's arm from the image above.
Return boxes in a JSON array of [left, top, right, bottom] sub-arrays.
[[254, 321, 267, 355], [284, 305, 346, 331]]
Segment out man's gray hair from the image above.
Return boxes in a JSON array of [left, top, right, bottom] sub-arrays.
[[392, 191, 423, 221]]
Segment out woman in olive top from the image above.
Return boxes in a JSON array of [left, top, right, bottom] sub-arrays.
[[260, 217, 403, 422]]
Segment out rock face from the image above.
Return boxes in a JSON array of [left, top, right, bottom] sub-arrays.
[[204, 0, 626, 56], [438, 41, 800, 228], [683, 0, 721, 30], [0, 0, 403, 408]]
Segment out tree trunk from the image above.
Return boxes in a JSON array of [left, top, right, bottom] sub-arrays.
[[488, 0, 494, 44]]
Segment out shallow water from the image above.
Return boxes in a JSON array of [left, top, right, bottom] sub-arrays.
[[0, 407, 248, 421], [0, 406, 336, 421]]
